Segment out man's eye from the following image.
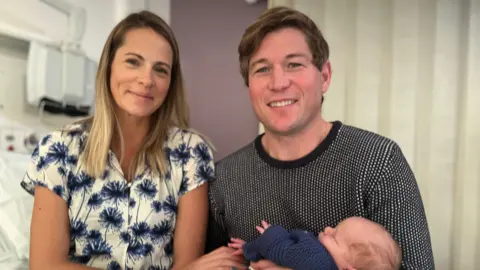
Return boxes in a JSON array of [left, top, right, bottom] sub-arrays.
[[256, 67, 269, 73]]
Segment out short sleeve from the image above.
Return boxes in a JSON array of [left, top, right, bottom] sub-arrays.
[[170, 131, 215, 197], [20, 131, 74, 203]]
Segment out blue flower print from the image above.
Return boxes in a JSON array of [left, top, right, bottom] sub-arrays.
[[102, 170, 110, 180], [196, 163, 214, 183], [57, 166, 67, 177], [163, 195, 177, 215], [82, 238, 112, 258], [132, 222, 151, 240], [101, 181, 128, 206], [170, 143, 191, 165], [70, 220, 87, 241], [31, 146, 39, 159], [86, 230, 102, 241], [84, 193, 103, 222], [144, 200, 162, 220], [40, 134, 51, 146], [150, 220, 172, 244], [53, 185, 65, 197], [149, 266, 168, 270], [67, 171, 94, 195], [99, 207, 124, 239], [107, 261, 122, 270], [129, 198, 136, 208], [179, 170, 189, 195], [120, 231, 131, 245], [37, 142, 77, 171], [83, 238, 112, 266], [127, 240, 153, 262], [136, 179, 157, 200], [20, 125, 215, 269], [193, 142, 212, 164]]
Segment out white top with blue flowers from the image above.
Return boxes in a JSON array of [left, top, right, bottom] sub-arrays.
[[20, 123, 215, 270]]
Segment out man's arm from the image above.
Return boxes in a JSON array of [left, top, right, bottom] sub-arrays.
[[367, 142, 435, 269], [205, 186, 229, 252]]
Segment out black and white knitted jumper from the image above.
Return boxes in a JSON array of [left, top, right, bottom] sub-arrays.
[[206, 121, 435, 269]]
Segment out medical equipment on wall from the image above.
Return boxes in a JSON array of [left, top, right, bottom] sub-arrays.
[[0, 114, 46, 154], [26, 0, 96, 117]]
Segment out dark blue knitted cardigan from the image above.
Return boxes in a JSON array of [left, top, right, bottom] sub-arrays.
[[243, 225, 338, 270]]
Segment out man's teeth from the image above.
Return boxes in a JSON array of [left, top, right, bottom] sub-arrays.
[[269, 100, 295, 107]]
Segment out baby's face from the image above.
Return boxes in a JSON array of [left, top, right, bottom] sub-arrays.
[[318, 217, 383, 269]]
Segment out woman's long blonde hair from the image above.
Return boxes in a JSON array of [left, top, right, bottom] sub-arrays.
[[78, 10, 189, 180]]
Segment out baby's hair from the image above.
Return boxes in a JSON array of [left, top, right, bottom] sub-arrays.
[[348, 229, 402, 270]]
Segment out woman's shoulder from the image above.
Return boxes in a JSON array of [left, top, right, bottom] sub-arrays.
[[166, 126, 214, 149], [35, 122, 87, 153], [165, 127, 215, 167]]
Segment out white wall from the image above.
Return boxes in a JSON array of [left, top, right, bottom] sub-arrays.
[[0, 0, 116, 62], [266, 1, 480, 269], [0, 0, 170, 150]]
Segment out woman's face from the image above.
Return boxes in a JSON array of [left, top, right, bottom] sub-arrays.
[[110, 27, 173, 120]]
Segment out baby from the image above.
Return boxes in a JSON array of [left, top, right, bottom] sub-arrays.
[[229, 217, 402, 270]]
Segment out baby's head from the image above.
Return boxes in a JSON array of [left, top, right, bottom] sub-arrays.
[[318, 217, 401, 270]]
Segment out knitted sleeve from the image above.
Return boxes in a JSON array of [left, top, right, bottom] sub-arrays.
[[243, 226, 338, 270], [205, 183, 229, 252], [366, 143, 435, 269]]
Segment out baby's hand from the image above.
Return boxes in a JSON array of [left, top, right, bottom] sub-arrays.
[[228, 220, 271, 256], [229, 237, 246, 256], [255, 220, 271, 234]]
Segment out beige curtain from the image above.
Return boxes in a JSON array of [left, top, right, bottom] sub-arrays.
[[265, 1, 480, 269]]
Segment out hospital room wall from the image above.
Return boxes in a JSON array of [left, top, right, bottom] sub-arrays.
[[170, 0, 267, 161], [0, 0, 171, 150], [0, 0, 171, 65]]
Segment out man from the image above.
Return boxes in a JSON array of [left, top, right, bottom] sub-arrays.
[[206, 6, 435, 270]]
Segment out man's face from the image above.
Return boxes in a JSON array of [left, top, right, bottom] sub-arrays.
[[248, 27, 331, 136]]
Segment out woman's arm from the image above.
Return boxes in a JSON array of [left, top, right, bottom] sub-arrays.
[[30, 186, 98, 270], [171, 183, 209, 269]]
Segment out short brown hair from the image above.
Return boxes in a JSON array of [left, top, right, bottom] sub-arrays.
[[238, 6, 330, 86]]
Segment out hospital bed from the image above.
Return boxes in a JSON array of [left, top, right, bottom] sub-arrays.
[[0, 150, 32, 270]]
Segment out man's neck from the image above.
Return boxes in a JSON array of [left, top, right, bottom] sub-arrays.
[[262, 118, 332, 161]]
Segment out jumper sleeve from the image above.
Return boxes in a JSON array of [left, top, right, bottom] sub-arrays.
[[205, 179, 229, 252], [366, 142, 435, 270]]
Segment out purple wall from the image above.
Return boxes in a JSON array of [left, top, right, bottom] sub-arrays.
[[171, 0, 267, 161]]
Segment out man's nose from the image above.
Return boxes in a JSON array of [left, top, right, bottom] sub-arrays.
[[269, 66, 290, 91]]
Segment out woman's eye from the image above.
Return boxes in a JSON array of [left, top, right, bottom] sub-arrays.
[[154, 67, 168, 74], [126, 58, 139, 66]]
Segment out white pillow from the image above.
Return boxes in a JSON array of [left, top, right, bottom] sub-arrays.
[[0, 152, 33, 261]]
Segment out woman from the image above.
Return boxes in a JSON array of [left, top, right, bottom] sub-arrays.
[[21, 11, 244, 270]]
